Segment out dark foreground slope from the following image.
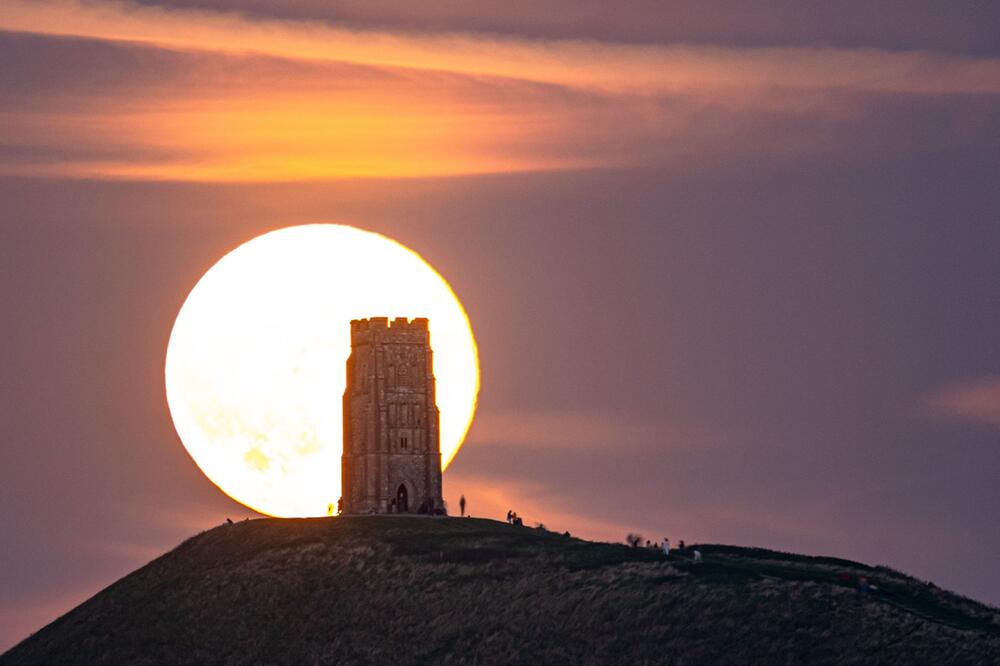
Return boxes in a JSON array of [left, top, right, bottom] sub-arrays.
[[4, 517, 999, 665]]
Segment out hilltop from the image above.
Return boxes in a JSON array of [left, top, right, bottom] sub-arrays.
[[3, 517, 999, 664]]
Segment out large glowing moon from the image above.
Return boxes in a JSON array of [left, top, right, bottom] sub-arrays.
[[165, 224, 479, 517]]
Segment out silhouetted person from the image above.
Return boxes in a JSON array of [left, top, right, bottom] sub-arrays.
[[506, 510, 513, 524], [679, 540, 685, 549], [460, 495, 467, 517], [662, 537, 670, 557], [226, 518, 233, 525]]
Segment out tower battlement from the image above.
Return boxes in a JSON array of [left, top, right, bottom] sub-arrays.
[[350, 317, 430, 346], [341, 317, 443, 515]]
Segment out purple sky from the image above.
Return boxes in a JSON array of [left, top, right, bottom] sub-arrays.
[[2, 1, 999, 651]]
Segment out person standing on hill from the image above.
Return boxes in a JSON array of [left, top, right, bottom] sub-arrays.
[[459, 494, 467, 517], [662, 537, 670, 557]]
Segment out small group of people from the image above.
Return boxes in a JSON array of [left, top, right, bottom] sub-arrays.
[[646, 538, 685, 551], [643, 536, 702, 562], [506, 510, 524, 526]]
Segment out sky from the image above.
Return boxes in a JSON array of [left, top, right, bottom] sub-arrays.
[[1, 0, 999, 651]]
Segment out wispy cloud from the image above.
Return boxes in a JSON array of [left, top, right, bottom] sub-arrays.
[[0, 31, 864, 182], [467, 408, 718, 452], [2, 1, 998, 181], [0, 33, 616, 180], [5, 1, 1000, 95], [926, 377, 1000, 429]]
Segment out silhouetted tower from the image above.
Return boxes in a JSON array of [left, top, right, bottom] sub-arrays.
[[341, 317, 443, 514]]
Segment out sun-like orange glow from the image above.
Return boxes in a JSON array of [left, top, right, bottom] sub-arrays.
[[164, 225, 480, 517], [0, 91, 602, 181]]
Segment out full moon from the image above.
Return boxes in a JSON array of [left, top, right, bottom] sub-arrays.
[[164, 224, 479, 517]]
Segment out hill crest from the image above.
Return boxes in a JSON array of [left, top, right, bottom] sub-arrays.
[[3, 516, 999, 664]]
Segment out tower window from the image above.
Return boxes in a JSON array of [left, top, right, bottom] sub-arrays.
[[401, 436, 408, 449]]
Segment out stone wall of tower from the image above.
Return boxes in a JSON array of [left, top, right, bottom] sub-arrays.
[[341, 317, 443, 514]]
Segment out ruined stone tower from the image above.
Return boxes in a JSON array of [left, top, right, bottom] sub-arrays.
[[340, 317, 444, 514]]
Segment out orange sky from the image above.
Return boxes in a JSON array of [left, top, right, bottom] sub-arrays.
[[3, 0, 1000, 181]]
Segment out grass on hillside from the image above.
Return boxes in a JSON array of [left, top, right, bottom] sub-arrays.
[[171, 516, 1000, 637], [4, 515, 998, 665]]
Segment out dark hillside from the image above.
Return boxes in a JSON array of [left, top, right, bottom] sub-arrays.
[[3, 517, 999, 664]]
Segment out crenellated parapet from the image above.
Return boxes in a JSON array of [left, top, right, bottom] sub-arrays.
[[350, 317, 430, 346]]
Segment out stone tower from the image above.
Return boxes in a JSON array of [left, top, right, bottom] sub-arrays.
[[340, 317, 444, 514]]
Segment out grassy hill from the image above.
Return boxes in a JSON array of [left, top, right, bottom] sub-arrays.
[[3, 516, 999, 664]]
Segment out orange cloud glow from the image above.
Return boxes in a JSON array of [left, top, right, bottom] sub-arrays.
[[6, 1, 1000, 96], [0, 101, 597, 181], [0, 58, 624, 180], [3, 0, 999, 181]]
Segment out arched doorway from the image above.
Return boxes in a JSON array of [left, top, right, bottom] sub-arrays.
[[396, 484, 408, 513]]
